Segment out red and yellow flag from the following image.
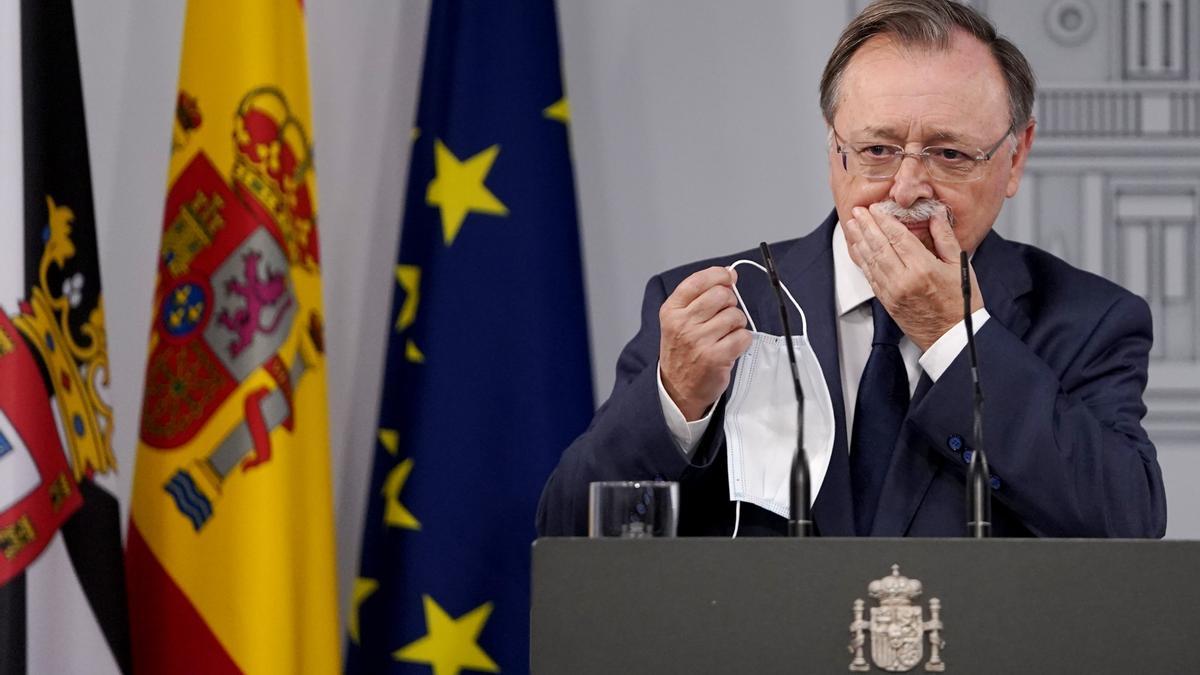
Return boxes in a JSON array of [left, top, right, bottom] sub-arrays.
[[126, 2, 338, 673]]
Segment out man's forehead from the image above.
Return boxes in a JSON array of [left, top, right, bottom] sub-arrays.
[[834, 31, 1010, 138], [845, 29, 999, 77], [841, 35, 1003, 94]]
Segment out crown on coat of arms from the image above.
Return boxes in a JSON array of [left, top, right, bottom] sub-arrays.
[[13, 196, 115, 480], [868, 564, 924, 606], [231, 87, 318, 270]]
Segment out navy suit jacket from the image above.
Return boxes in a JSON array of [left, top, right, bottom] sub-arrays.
[[537, 211, 1167, 538]]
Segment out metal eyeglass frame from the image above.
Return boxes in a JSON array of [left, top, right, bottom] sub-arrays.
[[832, 125, 1015, 183]]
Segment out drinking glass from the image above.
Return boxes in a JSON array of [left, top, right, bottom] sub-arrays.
[[588, 480, 678, 538]]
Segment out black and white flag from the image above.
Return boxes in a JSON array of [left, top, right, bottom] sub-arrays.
[[0, 1, 129, 672]]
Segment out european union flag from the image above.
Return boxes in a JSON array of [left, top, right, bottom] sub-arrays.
[[346, 2, 594, 673]]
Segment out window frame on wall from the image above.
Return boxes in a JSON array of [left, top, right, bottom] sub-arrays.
[[1122, 0, 1191, 80], [1108, 178, 1200, 363]]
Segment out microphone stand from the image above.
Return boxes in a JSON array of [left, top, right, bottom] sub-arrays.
[[961, 251, 992, 538], [760, 242, 813, 537]]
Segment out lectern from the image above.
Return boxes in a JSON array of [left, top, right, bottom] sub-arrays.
[[531, 538, 1200, 674]]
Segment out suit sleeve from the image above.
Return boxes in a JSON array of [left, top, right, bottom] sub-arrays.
[[536, 274, 718, 536], [908, 292, 1167, 538]]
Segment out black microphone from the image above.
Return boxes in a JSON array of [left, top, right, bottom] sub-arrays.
[[759, 242, 812, 537], [961, 251, 992, 538]]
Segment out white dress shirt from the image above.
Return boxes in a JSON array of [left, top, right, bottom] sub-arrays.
[[657, 223, 989, 457]]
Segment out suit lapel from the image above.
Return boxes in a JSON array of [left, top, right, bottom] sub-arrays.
[[775, 211, 856, 536], [972, 231, 1033, 339], [868, 230, 1032, 536]]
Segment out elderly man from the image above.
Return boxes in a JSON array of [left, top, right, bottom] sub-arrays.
[[537, 0, 1166, 538]]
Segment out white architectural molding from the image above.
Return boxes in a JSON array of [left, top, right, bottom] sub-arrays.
[[1146, 363, 1200, 442], [1036, 83, 1200, 138], [1082, 172, 1106, 274]]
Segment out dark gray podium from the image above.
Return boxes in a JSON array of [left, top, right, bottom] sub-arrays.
[[531, 538, 1200, 674]]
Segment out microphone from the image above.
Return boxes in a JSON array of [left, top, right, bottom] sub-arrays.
[[961, 251, 992, 538], [759, 242, 812, 537]]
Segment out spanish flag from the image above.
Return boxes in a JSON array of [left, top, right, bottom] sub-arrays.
[[125, 2, 338, 673]]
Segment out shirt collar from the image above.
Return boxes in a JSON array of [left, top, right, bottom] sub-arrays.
[[832, 222, 874, 317]]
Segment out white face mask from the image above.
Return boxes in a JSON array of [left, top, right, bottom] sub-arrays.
[[722, 260, 836, 521]]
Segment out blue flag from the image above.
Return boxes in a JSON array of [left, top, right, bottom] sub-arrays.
[[346, 2, 594, 673]]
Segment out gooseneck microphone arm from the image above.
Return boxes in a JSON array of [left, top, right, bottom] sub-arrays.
[[961, 251, 992, 538], [759, 242, 812, 537]]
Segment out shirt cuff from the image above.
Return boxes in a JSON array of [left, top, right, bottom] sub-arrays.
[[656, 363, 716, 458], [918, 308, 991, 382]]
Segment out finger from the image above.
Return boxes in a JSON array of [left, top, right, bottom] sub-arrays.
[[851, 240, 875, 283], [867, 203, 929, 262], [685, 283, 738, 324], [851, 206, 894, 258], [843, 215, 864, 246], [852, 240, 890, 301], [709, 325, 753, 364], [928, 207, 961, 262], [690, 305, 748, 344], [665, 266, 734, 309], [852, 206, 907, 277], [843, 218, 869, 268]]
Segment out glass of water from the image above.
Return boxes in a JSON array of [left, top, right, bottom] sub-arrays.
[[588, 481, 679, 538]]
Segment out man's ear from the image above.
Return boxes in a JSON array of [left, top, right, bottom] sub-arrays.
[[1005, 119, 1036, 199]]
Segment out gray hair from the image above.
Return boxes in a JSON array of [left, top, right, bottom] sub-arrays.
[[819, 0, 1036, 130]]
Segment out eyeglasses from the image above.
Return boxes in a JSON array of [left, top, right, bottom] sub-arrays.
[[832, 126, 1015, 183]]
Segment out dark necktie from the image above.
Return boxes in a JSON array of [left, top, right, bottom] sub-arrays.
[[850, 298, 910, 535]]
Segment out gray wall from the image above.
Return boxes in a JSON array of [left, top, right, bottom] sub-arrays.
[[70, 0, 1199, 638]]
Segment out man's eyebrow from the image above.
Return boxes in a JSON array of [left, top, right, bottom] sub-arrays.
[[856, 126, 906, 142], [853, 126, 973, 145], [923, 128, 969, 145]]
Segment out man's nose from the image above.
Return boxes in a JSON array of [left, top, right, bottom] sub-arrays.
[[889, 154, 934, 208]]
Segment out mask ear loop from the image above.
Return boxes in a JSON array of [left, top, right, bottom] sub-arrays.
[[727, 259, 808, 335], [725, 258, 809, 538]]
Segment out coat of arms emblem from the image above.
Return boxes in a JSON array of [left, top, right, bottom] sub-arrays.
[[849, 565, 945, 672]]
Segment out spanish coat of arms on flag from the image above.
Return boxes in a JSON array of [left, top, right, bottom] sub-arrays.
[[125, 2, 339, 673]]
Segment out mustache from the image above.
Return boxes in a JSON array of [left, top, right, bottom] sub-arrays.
[[875, 199, 955, 226]]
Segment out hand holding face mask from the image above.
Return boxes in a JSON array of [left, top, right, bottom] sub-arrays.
[[658, 266, 754, 421]]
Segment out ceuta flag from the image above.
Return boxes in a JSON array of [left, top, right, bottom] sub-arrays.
[[126, 1, 339, 673], [0, 1, 131, 673]]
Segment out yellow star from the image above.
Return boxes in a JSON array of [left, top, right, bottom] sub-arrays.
[[378, 428, 399, 456], [543, 97, 570, 124], [405, 339, 425, 364], [426, 140, 508, 246], [382, 457, 420, 530], [395, 264, 421, 332], [350, 577, 379, 645], [393, 595, 499, 675]]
